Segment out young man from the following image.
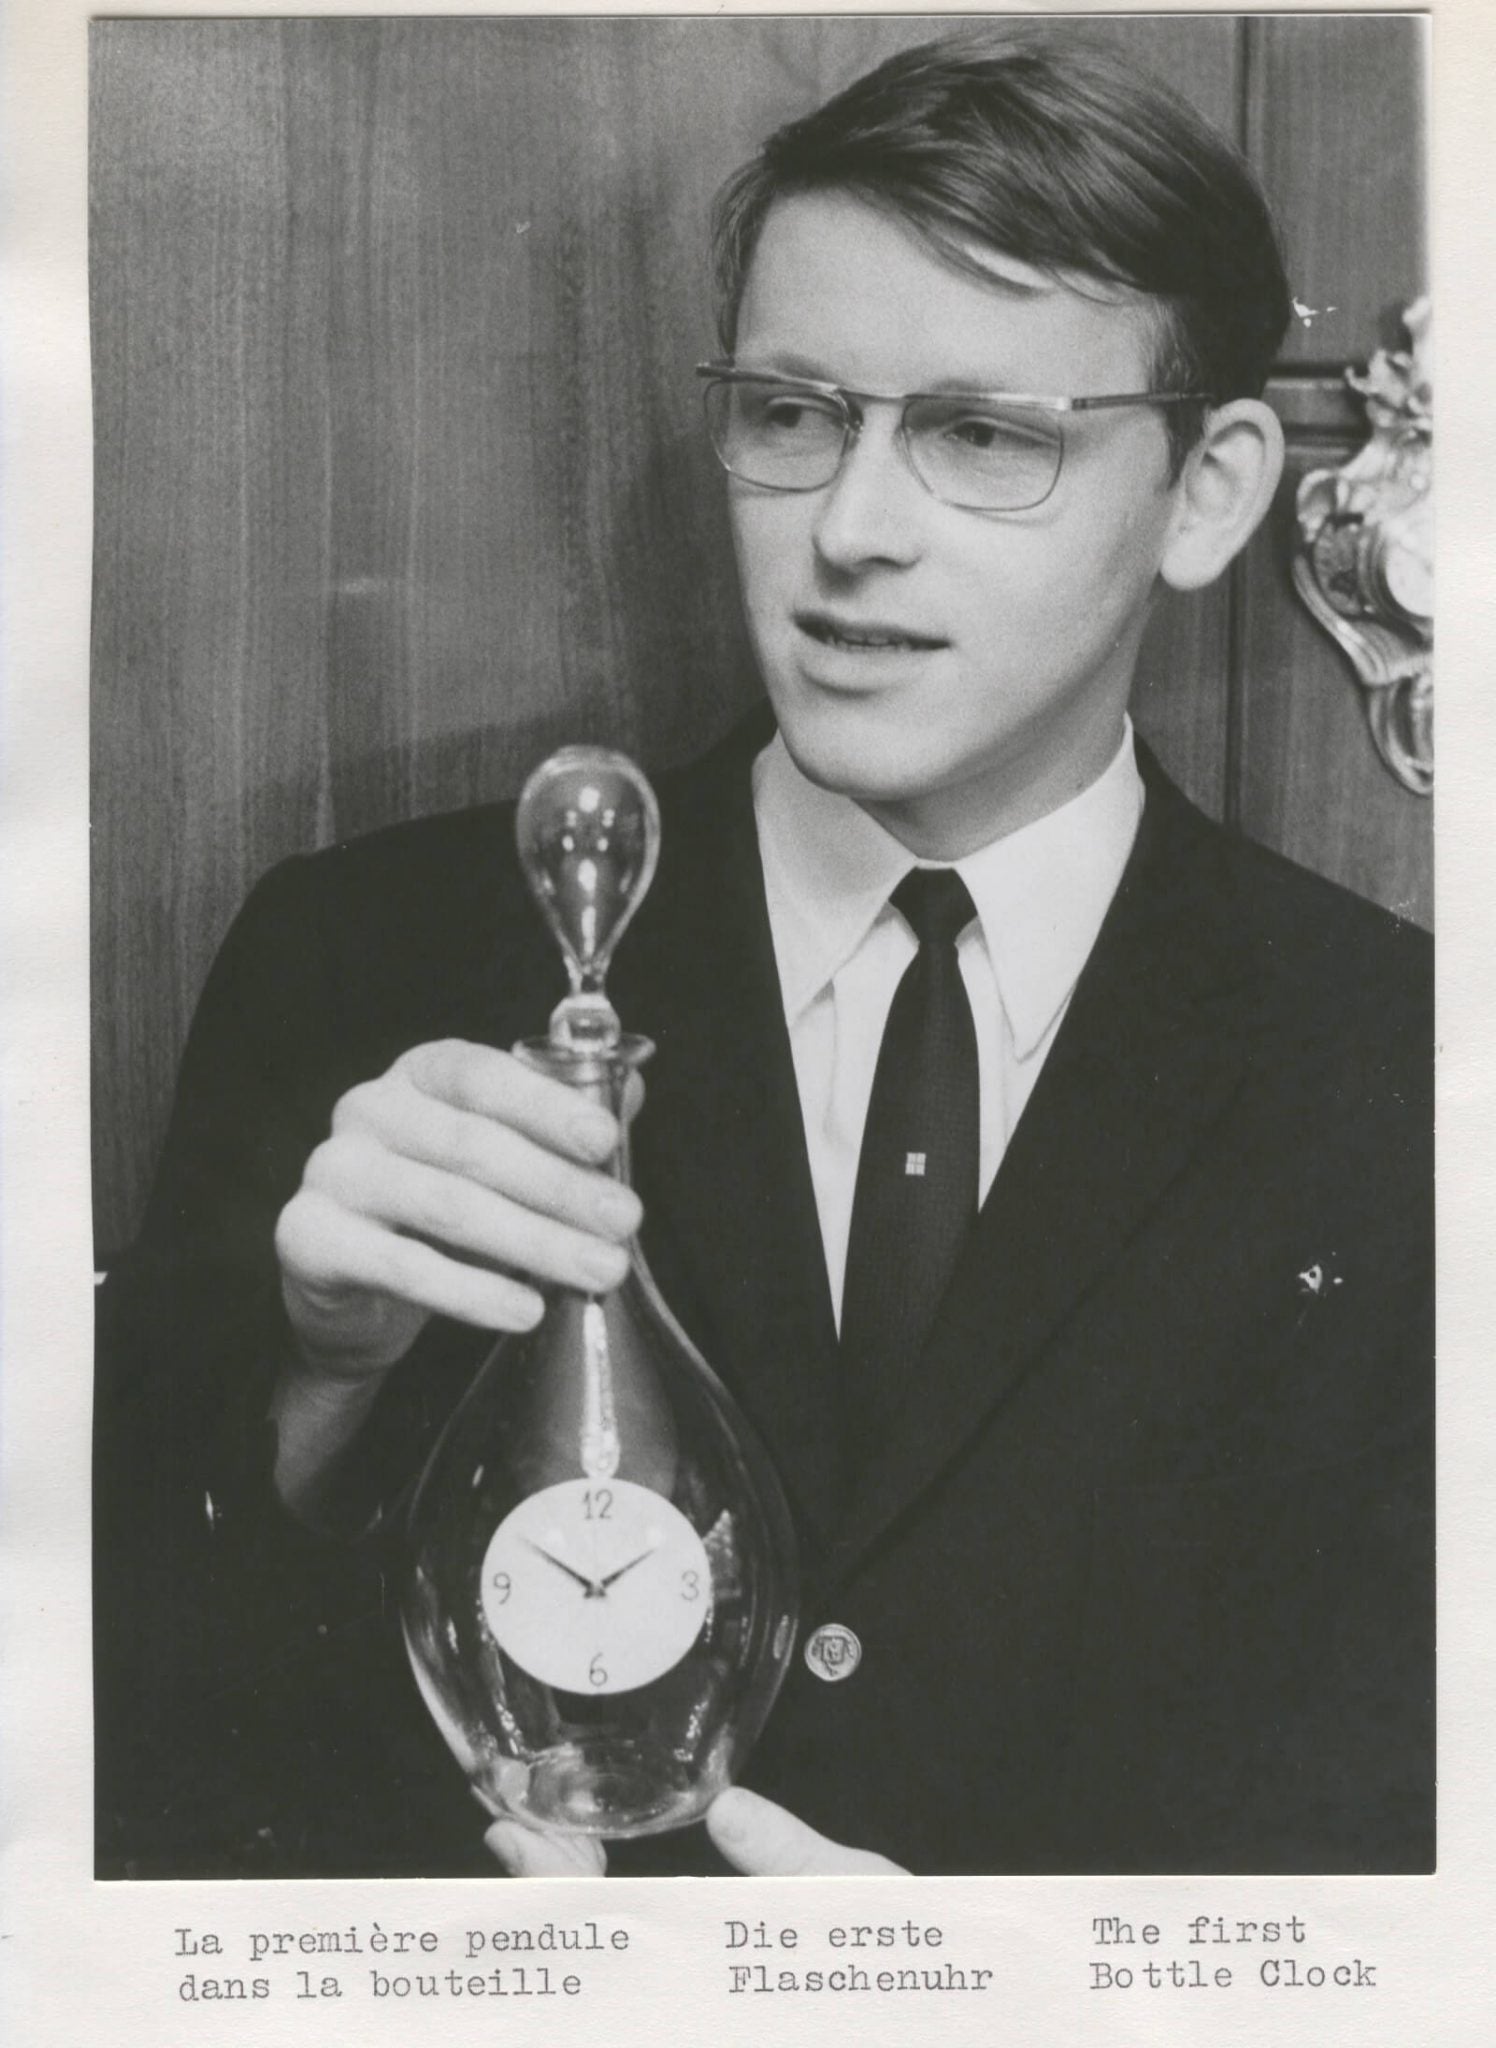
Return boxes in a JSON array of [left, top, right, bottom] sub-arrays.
[[96, 36, 1432, 1878]]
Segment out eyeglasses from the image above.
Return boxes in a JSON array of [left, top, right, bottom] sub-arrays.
[[696, 363, 1211, 513]]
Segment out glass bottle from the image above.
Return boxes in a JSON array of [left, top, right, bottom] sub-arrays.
[[402, 748, 799, 1839]]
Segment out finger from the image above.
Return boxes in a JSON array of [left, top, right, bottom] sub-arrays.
[[484, 1820, 607, 1878], [277, 1188, 548, 1335], [335, 1078, 641, 1243], [397, 1041, 625, 1164], [303, 1136, 632, 1295], [706, 1788, 906, 1876]]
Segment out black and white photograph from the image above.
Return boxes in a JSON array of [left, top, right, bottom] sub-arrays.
[[82, 12, 1438, 1889]]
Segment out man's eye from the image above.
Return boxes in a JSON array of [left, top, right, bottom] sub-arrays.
[[751, 389, 842, 435], [938, 410, 1050, 454]]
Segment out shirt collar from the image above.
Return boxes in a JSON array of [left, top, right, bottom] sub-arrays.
[[753, 722, 1145, 1058]]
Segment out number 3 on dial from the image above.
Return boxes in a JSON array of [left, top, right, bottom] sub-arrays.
[[480, 1478, 712, 1695]]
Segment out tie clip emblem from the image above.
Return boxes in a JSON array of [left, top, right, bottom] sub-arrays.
[[904, 1152, 927, 1177], [804, 1623, 862, 1683]]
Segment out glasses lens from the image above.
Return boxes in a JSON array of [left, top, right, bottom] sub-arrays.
[[703, 378, 847, 490], [904, 397, 1062, 511]]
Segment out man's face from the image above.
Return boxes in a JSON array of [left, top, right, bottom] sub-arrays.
[[726, 192, 1186, 856]]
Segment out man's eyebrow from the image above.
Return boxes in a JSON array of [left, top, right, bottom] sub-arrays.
[[730, 353, 1042, 396], [741, 351, 845, 382]]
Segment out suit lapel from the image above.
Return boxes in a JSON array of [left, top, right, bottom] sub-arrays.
[[825, 758, 1266, 1584], [614, 715, 847, 1545]]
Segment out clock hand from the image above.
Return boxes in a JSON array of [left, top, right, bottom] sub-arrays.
[[521, 1539, 606, 1598], [596, 1540, 665, 1591]]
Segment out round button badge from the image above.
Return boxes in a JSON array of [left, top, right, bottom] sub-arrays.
[[804, 1622, 862, 1683]]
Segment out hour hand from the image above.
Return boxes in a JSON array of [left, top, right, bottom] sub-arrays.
[[522, 1539, 605, 1598]]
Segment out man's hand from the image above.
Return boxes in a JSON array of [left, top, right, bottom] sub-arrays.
[[707, 1788, 906, 1874], [483, 1818, 608, 1879], [269, 1039, 641, 1514], [481, 1788, 905, 1877]]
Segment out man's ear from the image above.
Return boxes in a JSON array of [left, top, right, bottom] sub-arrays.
[[1159, 398, 1285, 593]]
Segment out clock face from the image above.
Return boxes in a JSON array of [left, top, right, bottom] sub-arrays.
[[479, 1478, 711, 1695]]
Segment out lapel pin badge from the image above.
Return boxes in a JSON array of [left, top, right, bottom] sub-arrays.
[[805, 1623, 862, 1683]]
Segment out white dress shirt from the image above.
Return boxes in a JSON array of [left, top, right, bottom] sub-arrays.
[[752, 725, 1145, 1324]]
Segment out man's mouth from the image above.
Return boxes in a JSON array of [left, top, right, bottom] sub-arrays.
[[796, 612, 947, 653]]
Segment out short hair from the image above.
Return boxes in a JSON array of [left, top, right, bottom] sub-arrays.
[[711, 32, 1292, 474]]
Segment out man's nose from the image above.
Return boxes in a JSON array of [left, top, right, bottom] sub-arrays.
[[810, 415, 928, 572]]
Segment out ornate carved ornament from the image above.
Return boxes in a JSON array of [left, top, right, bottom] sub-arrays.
[[1292, 297, 1432, 796]]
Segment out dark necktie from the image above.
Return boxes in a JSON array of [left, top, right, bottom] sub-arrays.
[[839, 868, 980, 1469]]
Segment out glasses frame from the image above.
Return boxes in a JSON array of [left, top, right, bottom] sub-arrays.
[[695, 362, 1214, 513]]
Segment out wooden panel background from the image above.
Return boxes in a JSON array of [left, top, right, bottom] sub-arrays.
[[90, 16, 1429, 1254]]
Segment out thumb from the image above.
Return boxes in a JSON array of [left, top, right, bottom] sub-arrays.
[[707, 1788, 904, 1875], [484, 1818, 607, 1878]]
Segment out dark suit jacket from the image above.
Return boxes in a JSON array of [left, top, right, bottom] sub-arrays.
[[95, 711, 1433, 1877]]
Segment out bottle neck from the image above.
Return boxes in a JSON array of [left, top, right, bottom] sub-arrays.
[[511, 1033, 654, 1189]]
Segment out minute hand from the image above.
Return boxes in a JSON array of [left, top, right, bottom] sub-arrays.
[[596, 1541, 664, 1592]]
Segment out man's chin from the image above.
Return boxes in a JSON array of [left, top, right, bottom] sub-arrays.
[[773, 719, 903, 808], [767, 694, 925, 807]]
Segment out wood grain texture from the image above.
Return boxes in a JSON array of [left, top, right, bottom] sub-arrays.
[[92, 17, 1422, 1252], [91, 25, 336, 1242], [1247, 14, 1427, 372]]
